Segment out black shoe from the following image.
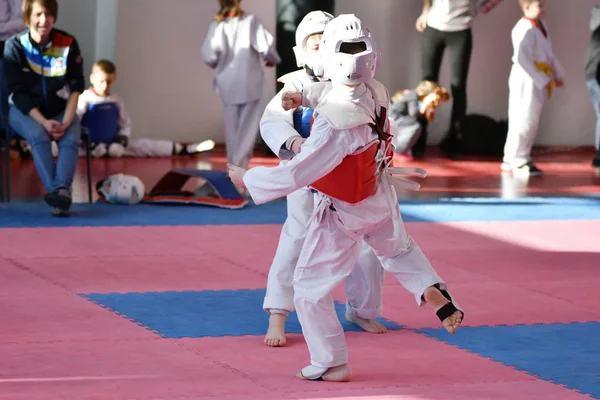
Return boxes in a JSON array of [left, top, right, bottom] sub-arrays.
[[44, 187, 72, 210], [513, 162, 544, 176], [51, 207, 71, 217]]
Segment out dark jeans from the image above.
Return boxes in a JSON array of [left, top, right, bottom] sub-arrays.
[[422, 26, 473, 136]]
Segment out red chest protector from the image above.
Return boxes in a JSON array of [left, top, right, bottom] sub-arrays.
[[309, 106, 393, 204]]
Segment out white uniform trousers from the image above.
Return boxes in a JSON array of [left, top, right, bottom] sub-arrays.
[[293, 204, 446, 369], [263, 186, 385, 320], [503, 68, 546, 167], [222, 99, 262, 170]]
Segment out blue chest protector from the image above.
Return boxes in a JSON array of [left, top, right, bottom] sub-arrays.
[[293, 107, 314, 138]]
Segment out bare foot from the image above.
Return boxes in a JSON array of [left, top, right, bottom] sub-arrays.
[[345, 312, 387, 333], [322, 364, 352, 382], [296, 364, 352, 382], [264, 313, 287, 347], [423, 286, 463, 334]]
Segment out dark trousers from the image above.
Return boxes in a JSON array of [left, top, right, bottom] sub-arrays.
[[421, 26, 472, 137]]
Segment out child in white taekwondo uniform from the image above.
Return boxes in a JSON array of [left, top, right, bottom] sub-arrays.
[[260, 11, 388, 348], [501, 0, 564, 176], [229, 14, 464, 382], [202, 0, 281, 169], [76, 60, 213, 159]]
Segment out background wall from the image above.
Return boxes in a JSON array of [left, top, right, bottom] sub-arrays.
[[58, 0, 598, 147]]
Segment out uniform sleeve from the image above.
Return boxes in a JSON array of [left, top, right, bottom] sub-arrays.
[[260, 80, 303, 160], [0, 0, 26, 38], [250, 15, 281, 65], [301, 81, 333, 109], [244, 115, 352, 204], [76, 90, 90, 119], [3, 38, 36, 115], [66, 38, 85, 94], [116, 95, 133, 137], [201, 21, 224, 69], [512, 25, 552, 90]]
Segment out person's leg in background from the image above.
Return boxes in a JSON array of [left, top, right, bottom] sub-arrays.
[[420, 26, 446, 157], [411, 115, 429, 157], [586, 79, 600, 170], [54, 113, 81, 192], [502, 71, 545, 176], [0, 57, 8, 126], [9, 107, 56, 193], [124, 138, 175, 157], [421, 26, 446, 84], [222, 103, 241, 166], [231, 99, 262, 170], [440, 28, 472, 158]]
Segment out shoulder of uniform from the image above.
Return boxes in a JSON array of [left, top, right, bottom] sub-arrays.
[[315, 97, 374, 130], [277, 69, 308, 88]]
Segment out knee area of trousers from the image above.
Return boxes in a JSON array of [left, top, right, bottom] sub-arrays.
[[450, 84, 466, 94], [25, 127, 52, 146], [59, 128, 82, 147]]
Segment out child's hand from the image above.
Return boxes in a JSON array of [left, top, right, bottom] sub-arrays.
[[415, 12, 428, 32], [227, 163, 247, 188], [282, 91, 302, 111], [555, 79, 564, 88], [290, 137, 306, 154]]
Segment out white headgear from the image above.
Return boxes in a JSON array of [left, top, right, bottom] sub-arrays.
[[97, 174, 145, 205], [293, 10, 334, 69], [315, 14, 379, 85]]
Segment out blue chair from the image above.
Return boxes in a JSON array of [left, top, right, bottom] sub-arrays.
[[81, 102, 119, 144]]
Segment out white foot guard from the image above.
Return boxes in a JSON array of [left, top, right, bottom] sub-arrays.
[[345, 312, 387, 333], [297, 364, 352, 382]]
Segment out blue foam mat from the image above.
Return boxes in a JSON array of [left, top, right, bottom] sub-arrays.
[[81, 288, 402, 338], [418, 322, 600, 398], [1, 196, 600, 228]]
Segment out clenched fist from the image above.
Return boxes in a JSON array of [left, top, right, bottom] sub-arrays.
[[282, 91, 302, 111], [227, 163, 247, 188]]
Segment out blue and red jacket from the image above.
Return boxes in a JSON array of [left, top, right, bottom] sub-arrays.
[[3, 28, 84, 119]]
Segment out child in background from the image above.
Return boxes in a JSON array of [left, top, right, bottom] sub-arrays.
[[389, 80, 450, 158], [76, 60, 212, 158], [584, 5, 600, 174], [501, 0, 564, 176], [202, 0, 280, 169]]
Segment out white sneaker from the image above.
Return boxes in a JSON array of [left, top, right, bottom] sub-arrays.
[[108, 142, 126, 158], [512, 162, 544, 177], [91, 143, 107, 158]]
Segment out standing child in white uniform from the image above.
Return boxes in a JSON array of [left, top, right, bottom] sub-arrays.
[[202, 0, 280, 169], [260, 11, 388, 348], [76, 60, 209, 158], [501, 0, 564, 176], [229, 14, 463, 382]]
